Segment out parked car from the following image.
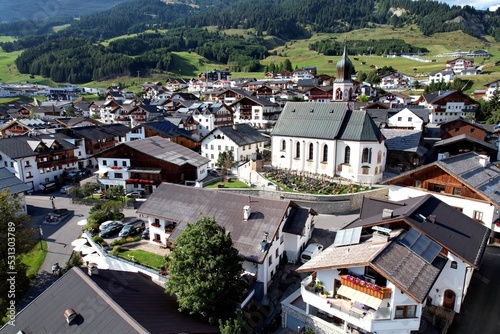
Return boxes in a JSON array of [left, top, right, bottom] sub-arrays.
[[119, 220, 145, 237], [60, 185, 75, 194], [99, 220, 122, 231], [141, 228, 150, 239], [39, 182, 59, 193], [126, 190, 145, 198], [80, 168, 92, 177], [67, 170, 82, 179], [208, 169, 219, 177], [300, 243, 324, 264], [99, 223, 124, 238]]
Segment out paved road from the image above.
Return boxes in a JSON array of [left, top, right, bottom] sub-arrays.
[[18, 192, 140, 309], [448, 245, 500, 334]]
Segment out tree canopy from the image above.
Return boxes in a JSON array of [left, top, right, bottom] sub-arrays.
[[165, 217, 243, 323]]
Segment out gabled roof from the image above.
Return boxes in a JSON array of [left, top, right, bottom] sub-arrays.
[[68, 124, 130, 139], [207, 124, 267, 147], [0, 167, 30, 194], [140, 121, 201, 142], [123, 136, 209, 167], [346, 195, 490, 268], [0, 268, 148, 334], [0, 133, 78, 159], [381, 129, 422, 152], [137, 183, 301, 263], [433, 134, 497, 151], [230, 95, 278, 107], [55, 117, 102, 127]]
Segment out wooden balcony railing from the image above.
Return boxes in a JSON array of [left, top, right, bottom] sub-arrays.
[[340, 275, 392, 300], [37, 156, 78, 169]]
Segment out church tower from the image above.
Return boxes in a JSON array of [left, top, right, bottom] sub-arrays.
[[333, 42, 354, 102]]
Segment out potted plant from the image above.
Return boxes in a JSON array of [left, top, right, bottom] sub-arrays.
[[322, 290, 329, 298]]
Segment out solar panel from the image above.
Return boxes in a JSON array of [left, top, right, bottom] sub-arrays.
[[333, 227, 362, 246], [401, 228, 442, 263]]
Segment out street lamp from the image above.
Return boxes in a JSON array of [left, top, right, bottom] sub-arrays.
[[49, 196, 55, 210]]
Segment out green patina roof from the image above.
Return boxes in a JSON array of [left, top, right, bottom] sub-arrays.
[[271, 102, 382, 141]]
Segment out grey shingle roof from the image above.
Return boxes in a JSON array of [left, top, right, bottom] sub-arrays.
[[381, 129, 422, 152], [347, 195, 490, 268], [142, 120, 201, 142], [124, 136, 209, 167], [0, 133, 78, 159], [0, 167, 30, 194], [433, 134, 497, 150], [372, 236, 446, 303], [271, 102, 382, 141], [137, 183, 298, 263], [215, 124, 268, 146], [436, 152, 500, 204], [0, 268, 147, 334]]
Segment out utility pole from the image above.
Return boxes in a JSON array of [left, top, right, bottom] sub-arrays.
[[137, 70, 140, 80]]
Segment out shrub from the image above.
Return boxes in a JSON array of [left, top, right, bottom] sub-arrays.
[[110, 238, 125, 246], [67, 252, 83, 269], [111, 246, 121, 255]]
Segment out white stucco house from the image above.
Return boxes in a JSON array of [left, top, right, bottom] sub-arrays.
[[387, 108, 427, 130], [201, 124, 268, 168], [281, 195, 489, 334], [428, 70, 455, 84]]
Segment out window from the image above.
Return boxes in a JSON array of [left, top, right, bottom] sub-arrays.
[[453, 187, 461, 196], [308, 143, 314, 160], [452, 206, 463, 212], [322, 144, 328, 162], [114, 173, 123, 178], [432, 184, 445, 192], [362, 148, 372, 163], [122, 161, 127, 167], [113, 160, 117, 166], [471, 128, 475, 133], [205, 144, 208, 149], [210, 145, 214, 150], [344, 146, 351, 164], [295, 142, 300, 158], [268, 256, 272, 266], [398, 117, 402, 121], [408, 117, 413, 122], [281, 140, 286, 151], [102, 160, 107, 166], [275, 248, 279, 259], [473, 211, 483, 222], [450, 261, 458, 269], [395, 305, 417, 319], [414, 180, 422, 188], [218, 145, 221, 150], [362, 166, 370, 174], [377, 150, 382, 164], [364, 266, 377, 279]]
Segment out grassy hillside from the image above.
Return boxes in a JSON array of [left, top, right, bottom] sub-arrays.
[[1, 24, 499, 95]]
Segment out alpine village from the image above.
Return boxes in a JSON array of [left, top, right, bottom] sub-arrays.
[[0, 0, 499, 334]]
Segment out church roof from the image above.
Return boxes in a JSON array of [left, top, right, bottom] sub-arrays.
[[271, 102, 383, 141], [335, 45, 354, 83]]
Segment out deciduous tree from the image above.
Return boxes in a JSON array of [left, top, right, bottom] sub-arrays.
[[165, 217, 243, 323]]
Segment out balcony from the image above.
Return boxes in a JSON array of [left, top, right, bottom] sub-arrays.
[[37, 156, 78, 169], [340, 275, 392, 300], [94, 141, 115, 149]]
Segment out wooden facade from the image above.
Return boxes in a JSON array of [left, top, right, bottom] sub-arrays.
[[440, 119, 486, 140], [143, 127, 199, 150], [98, 145, 198, 184], [385, 166, 487, 202]]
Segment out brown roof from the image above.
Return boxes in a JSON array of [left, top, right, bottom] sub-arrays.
[[137, 183, 297, 263]]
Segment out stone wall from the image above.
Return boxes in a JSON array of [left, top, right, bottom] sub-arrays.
[[281, 302, 344, 334], [214, 186, 389, 214]]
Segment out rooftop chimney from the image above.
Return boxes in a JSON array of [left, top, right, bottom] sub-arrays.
[[478, 155, 490, 167], [233, 124, 237, 131], [243, 205, 252, 221], [382, 209, 394, 219], [427, 215, 436, 224], [64, 308, 78, 324]]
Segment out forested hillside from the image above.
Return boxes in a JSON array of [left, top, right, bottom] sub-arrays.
[[2, 0, 500, 84]]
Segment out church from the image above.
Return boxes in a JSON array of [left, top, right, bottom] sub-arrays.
[[270, 45, 386, 184]]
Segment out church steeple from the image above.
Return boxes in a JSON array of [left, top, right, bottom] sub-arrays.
[[332, 38, 354, 102], [335, 40, 353, 83]]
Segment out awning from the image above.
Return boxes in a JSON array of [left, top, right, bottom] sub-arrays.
[[94, 168, 108, 175], [337, 285, 383, 310]]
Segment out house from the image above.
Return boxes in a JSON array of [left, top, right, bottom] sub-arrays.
[[428, 70, 455, 84], [380, 129, 425, 172], [54, 117, 102, 129], [0, 267, 218, 334], [271, 102, 386, 184], [136, 183, 317, 296], [378, 72, 414, 91], [0, 167, 31, 213], [415, 90, 478, 124], [439, 118, 486, 141], [445, 58, 474, 74], [191, 102, 234, 138], [94, 136, 210, 194], [302, 86, 333, 102], [386, 107, 428, 130], [281, 194, 489, 334], [0, 118, 51, 137], [483, 79, 500, 100], [201, 123, 268, 168], [383, 152, 500, 243], [378, 92, 413, 106], [0, 133, 79, 191], [230, 95, 281, 129], [126, 120, 201, 150]]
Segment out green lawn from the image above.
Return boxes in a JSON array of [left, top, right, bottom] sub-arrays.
[[19, 240, 48, 277], [205, 179, 252, 189], [120, 249, 165, 270]]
